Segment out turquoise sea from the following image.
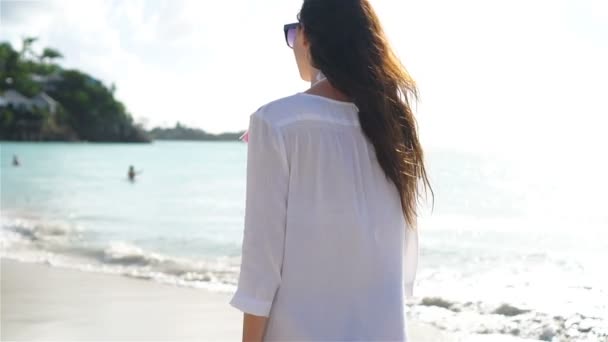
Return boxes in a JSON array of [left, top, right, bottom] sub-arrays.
[[1, 141, 606, 339]]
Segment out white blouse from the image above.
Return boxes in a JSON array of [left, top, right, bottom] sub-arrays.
[[229, 93, 419, 341]]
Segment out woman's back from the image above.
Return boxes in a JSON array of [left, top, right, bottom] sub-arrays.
[[230, 1, 430, 340], [230, 93, 417, 341]]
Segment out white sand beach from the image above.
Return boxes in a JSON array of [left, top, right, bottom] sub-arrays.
[[1, 258, 240, 341], [0, 258, 451, 341], [1, 259, 540, 341]]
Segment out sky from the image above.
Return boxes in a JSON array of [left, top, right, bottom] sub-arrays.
[[1, 0, 607, 155]]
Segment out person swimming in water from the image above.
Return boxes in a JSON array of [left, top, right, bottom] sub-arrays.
[[127, 165, 142, 181], [12, 155, 19, 167]]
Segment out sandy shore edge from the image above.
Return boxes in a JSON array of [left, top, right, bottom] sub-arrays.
[[1, 258, 531, 341]]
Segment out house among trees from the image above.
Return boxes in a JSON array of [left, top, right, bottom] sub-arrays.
[[1, 38, 148, 142], [0, 88, 60, 140], [0, 88, 58, 114]]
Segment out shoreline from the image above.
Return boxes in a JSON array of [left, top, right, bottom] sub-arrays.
[[1, 258, 459, 341], [1, 258, 241, 341]]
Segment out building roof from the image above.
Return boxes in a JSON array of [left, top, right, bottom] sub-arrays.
[[0, 89, 30, 107], [30, 73, 63, 83], [0, 89, 58, 114], [32, 92, 58, 108]]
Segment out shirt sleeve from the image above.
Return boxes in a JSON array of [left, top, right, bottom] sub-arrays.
[[404, 226, 419, 299], [229, 111, 289, 317]]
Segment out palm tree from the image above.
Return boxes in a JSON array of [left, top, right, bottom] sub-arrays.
[[40, 48, 63, 64], [20, 36, 38, 59]]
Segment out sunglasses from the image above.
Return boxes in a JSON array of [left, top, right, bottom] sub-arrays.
[[283, 22, 300, 48]]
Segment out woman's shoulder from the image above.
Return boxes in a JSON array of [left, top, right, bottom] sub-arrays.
[[252, 92, 357, 129], [249, 93, 310, 128], [253, 93, 308, 116]]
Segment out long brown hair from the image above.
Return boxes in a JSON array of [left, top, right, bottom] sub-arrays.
[[299, 0, 433, 228]]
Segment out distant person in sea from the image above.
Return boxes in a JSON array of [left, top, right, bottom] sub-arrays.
[[12, 155, 19, 167], [127, 165, 142, 182], [229, 1, 433, 341]]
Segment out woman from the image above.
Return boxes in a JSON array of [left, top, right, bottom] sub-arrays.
[[230, 0, 432, 340]]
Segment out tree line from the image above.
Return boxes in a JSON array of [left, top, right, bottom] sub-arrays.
[[0, 38, 243, 142]]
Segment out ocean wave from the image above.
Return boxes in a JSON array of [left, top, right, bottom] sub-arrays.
[[102, 241, 167, 266], [2, 215, 606, 341], [2, 216, 82, 243], [0, 216, 240, 292], [411, 297, 608, 341]]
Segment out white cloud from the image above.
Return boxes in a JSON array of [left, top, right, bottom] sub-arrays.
[[374, 0, 608, 154], [1, 0, 305, 133], [1, 0, 606, 155]]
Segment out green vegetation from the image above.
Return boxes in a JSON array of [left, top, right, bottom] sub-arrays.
[[0, 38, 148, 142], [149, 122, 245, 141], [1, 38, 244, 142]]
